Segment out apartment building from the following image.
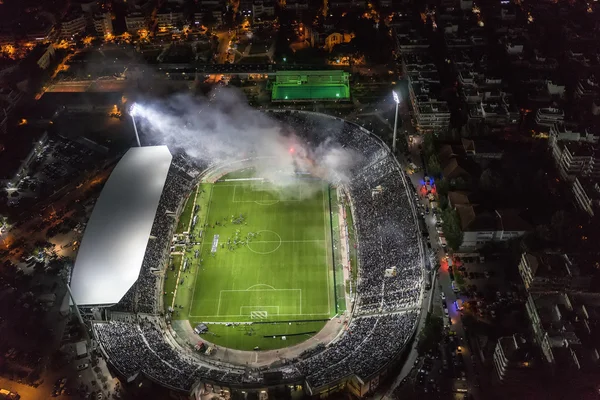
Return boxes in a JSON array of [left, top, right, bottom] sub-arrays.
[[93, 13, 113, 37], [552, 141, 600, 180], [156, 6, 184, 31], [455, 206, 530, 249], [572, 177, 600, 217], [493, 334, 539, 389], [125, 13, 147, 33], [61, 9, 87, 39], [535, 107, 564, 128], [517, 252, 588, 293], [575, 75, 600, 99]]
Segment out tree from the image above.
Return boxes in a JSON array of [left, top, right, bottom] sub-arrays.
[[479, 168, 504, 193], [427, 154, 442, 178], [436, 178, 450, 198], [417, 313, 443, 354], [423, 132, 436, 158], [442, 208, 463, 251]]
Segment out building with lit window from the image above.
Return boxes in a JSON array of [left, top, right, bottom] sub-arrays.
[[517, 252, 586, 293], [61, 9, 87, 39], [572, 177, 600, 217], [455, 206, 530, 250], [535, 107, 564, 128], [94, 13, 113, 37], [552, 141, 600, 180], [125, 13, 147, 33], [493, 334, 540, 391], [156, 6, 184, 31]]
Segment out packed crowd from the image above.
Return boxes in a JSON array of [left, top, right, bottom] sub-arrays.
[[93, 318, 255, 391], [296, 312, 418, 387], [112, 155, 201, 314], [97, 111, 423, 390]]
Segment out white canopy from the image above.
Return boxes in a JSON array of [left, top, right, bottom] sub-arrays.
[[70, 146, 172, 306]]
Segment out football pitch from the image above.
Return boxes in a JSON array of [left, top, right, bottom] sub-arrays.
[[167, 169, 343, 349]]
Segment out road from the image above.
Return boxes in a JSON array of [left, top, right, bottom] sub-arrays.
[[379, 97, 481, 399], [216, 31, 234, 64], [0, 376, 55, 400], [403, 113, 480, 399], [46, 79, 128, 93]]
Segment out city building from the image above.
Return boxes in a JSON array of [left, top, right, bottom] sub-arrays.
[[328, 0, 366, 9], [413, 100, 451, 134], [125, 13, 147, 33], [61, 8, 87, 39], [524, 292, 600, 390], [284, 0, 309, 13], [252, 1, 276, 25], [461, 139, 503, 160], [575, 75, 600, 99], [455, 206, 530, 249], [28, 44, 56, 70], [552, 141, 600, 180], [517, 252, 589, 293], [572, 177, 600, 217], [156, 6, 184, 32], [549, 123, 599, 145], [467, 96, 519, 131], [493, 334, 539, 388], [94, 13, 113, 37], [396, 31, 429, 53], [535, 108, 564, 129], [323, 32, 354, 52], [406, 55, 451, 134]]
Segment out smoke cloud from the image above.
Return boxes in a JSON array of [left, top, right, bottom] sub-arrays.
[[132, 88, 362, 197]]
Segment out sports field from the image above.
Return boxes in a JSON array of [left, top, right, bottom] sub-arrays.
[[167, 168, 343, 350]]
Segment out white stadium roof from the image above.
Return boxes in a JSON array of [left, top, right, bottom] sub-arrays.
[[70, 146, 172, 307]]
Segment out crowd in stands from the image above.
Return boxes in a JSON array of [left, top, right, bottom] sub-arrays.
[[297, 312, 418, 387], [112, 155, 202, 314], [95, 111, 423, 391], [94, 318, 253, 391]]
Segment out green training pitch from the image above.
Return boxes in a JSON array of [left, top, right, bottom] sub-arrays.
[[168, 169, 340, 350]]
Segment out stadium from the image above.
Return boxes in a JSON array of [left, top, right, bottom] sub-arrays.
[[69, 110, 425, 399]]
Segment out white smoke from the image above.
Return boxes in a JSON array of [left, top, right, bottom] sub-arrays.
[[131, 88, 361, 195]]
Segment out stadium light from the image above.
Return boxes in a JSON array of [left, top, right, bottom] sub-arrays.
[[392, 91, 400, 154], [129, 103, 139, 116], [130, 103, 141, 147]]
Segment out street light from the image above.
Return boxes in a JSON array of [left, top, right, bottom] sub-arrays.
[[130, 103, 141, 147], [392, 90, 400, 154]]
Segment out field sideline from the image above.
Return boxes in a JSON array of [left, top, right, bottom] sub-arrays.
[[166, 169, 343, 350]]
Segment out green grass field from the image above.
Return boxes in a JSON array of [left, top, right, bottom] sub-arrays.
[[168, 169, 342, 350]]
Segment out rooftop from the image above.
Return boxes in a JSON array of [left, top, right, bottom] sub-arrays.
[[70, 146, 173, 307], [525, 252, 572, 280]]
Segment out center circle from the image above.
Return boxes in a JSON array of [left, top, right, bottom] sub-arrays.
[[246, 230, 282, 254]]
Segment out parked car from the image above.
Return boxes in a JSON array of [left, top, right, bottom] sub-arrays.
[[77, 363, 89, 371], [451, 281, 459, 293]]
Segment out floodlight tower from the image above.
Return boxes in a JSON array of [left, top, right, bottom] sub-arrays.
[[130, 103, 141, 147], [392, 90, 400, 154]]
